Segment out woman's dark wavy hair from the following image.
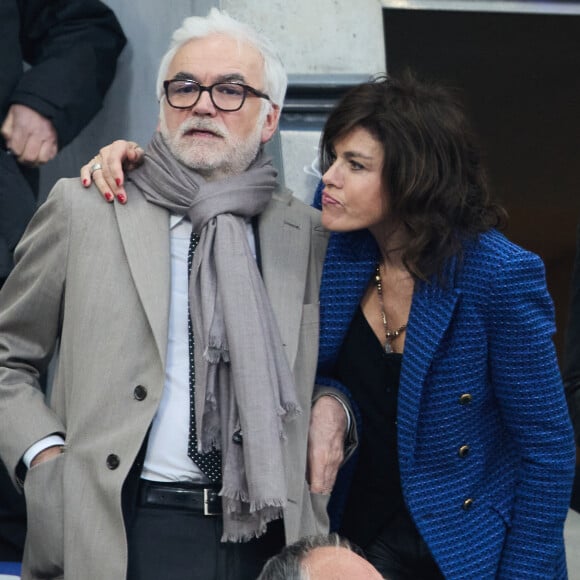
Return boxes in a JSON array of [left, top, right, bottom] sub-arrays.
[[320, 72, 507, 282]]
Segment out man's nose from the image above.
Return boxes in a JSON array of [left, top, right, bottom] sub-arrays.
[[191, 90, 217, 115]]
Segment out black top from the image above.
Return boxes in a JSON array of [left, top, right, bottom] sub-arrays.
[[334, 306, 405, 548]]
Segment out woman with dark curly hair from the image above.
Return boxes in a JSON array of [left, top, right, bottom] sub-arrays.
[[314, 74, 575, 579]]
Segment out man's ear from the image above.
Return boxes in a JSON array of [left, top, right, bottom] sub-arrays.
[[260, 104, 281, 144]]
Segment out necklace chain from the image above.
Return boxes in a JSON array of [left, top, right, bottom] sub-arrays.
[[374, 264, 408, 353]]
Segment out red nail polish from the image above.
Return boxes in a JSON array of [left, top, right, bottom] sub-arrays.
[[82, 179, 88, 186], [105, 192, 114, 202], [117, 193, 127, 204], [115, 178, 122, 187]]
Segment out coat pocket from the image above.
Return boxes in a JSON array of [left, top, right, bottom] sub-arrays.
[[23, 451, 65, 577]]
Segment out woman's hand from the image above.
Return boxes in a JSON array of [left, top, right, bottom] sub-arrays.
[[80, 140, 145, 204]]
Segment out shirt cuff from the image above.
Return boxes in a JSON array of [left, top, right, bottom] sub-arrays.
[[23, 435, 65, 469]]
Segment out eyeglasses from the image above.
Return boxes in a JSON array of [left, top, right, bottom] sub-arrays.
[[163, 79, 271, 112]]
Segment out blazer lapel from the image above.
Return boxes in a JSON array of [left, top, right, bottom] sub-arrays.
[[398, 275, 461, 467], [258, 188, 312, 368], [114, 189, 171, 367]]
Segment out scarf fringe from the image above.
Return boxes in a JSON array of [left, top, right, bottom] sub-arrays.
[[221, 488, 286, 512], [220, 511, 283, 543]]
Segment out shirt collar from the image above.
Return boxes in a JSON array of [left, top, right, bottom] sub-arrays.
[[170, 214, 186, 230]]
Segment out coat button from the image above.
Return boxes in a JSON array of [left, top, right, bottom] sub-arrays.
[[459, 393, 472, 405], [133, 385, 147, 401], [106, 454, 120, 470], [462, 498, 474, 510], [458, 445, 470, 458]]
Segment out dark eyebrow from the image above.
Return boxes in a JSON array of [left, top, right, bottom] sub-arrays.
[[344, 151, 375, 161]]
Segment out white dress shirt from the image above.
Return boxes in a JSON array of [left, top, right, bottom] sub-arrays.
[[137, 215, 257, 482]]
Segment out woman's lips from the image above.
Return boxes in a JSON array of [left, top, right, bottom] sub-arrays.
[[322, 191, 343, 206]]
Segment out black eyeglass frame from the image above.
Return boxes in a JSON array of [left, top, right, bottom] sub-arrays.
[[162, 79, 271, 112]]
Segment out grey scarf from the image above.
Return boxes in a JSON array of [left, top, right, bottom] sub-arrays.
[[129, 132, 300, 541]]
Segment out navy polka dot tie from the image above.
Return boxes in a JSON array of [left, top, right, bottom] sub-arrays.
[[187, 232, 222, 483]]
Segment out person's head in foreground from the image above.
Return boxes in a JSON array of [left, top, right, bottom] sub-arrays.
[[257, 534, 383, 579]]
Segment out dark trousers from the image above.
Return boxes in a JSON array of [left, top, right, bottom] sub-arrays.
[[0, 369, 47, 562], [126, 498, 285, 580], [0, 460, 25, 561], [0, 278, 26, 562], [364, 510, 444, 580]]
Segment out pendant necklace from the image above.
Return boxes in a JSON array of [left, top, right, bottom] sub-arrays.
[[374, 264, 408, 354]]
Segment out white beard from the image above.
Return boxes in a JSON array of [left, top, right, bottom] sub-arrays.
[[159, 112, 267, 180]]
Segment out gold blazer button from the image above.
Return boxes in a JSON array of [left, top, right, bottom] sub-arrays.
[[462, 498, 474, 510], [458, 445, 470, 458], [459, 393, 472, 405]]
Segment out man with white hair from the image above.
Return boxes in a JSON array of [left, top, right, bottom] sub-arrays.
[[0, 9, 351, 580]]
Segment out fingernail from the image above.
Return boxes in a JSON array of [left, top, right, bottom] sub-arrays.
[[104, 192, 114, 202], [117, 193, 127, 204], [115, 178, 122, 187], [82, 179, 88, 186]]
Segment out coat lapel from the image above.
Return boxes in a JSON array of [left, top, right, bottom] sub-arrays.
[[398, 273, 461, 467], [258, 188, 312, 368], [114, 188, 171, 367]]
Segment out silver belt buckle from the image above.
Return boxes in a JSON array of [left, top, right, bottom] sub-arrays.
[[203, 488, 220, 516]]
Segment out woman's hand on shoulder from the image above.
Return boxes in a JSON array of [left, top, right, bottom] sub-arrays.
[[80, 140, 145, 204]]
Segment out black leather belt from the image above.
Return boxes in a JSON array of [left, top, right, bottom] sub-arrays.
[[138, 480, 222, 516]]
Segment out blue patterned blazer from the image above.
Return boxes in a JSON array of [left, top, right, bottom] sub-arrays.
[[316, 227, 576, 579]]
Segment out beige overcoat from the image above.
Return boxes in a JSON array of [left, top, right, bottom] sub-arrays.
[[0, 177, 329, 580]]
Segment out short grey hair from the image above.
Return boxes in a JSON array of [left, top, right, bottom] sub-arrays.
[[156, 8, 287, 108], [257, 534, 360, 580]]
